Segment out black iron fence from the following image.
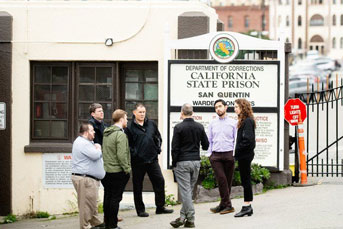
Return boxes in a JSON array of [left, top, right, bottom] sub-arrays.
[[294, 77, 343, 177]]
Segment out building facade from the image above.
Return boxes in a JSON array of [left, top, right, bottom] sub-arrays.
[[0, 0, 219, 215], [269, 0, 343, 59], [214, 5, 269, 34]]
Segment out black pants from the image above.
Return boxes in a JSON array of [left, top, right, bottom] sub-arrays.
[[238, 157, 253, 202], [132, 160, 165, 213], [210, 151, 235, 208], [101, 172, 130, 228]]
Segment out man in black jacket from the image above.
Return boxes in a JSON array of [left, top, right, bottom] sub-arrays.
[[170, 103, 209, 228], [88, 103, 107, 146], [126, 103, 173, 217]]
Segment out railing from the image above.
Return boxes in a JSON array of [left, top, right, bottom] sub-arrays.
[[294, 75, 343, 177]]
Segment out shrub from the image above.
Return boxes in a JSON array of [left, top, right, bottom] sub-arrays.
[[35, 211, 50, 218], [165, 194, 178, 206], [199, 157, 270, 189], [199, 156, 217, 189], [1, 214, 17, 224], [98, 203, 103, 214]]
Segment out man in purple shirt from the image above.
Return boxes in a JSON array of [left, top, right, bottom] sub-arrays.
[[207, 99, 237, 215]]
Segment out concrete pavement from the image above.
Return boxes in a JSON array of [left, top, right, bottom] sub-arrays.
[[2, 178, 343, 229]]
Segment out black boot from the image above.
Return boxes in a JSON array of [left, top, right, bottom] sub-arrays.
[[234, 205, 253, 217]]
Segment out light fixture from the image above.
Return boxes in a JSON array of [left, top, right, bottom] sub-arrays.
[[105, 38, 113, 46]]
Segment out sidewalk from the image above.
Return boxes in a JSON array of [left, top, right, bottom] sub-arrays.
[[2, 178, 343, 229]]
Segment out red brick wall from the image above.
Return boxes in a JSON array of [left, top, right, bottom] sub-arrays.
[[214, 5, 269, 34]]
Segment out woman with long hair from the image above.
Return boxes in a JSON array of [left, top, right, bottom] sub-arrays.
[[234, 98, 256, 217]]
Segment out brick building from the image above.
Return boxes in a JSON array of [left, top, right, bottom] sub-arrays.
[[214, 5, 269, 35]]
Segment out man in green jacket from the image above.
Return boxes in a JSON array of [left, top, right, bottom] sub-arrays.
[[102, 109, 130, 229]]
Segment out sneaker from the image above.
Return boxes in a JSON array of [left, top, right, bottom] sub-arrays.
[[184, 220, 195, 228], [137, 211, 149, 217], [220, 206, 235, 215], [170, 217, 185, 228], [156, 207, 174, 214], [210, 205, 223, 213]]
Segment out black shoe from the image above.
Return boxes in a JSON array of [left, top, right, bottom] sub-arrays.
[[170, 217, 185, 228], [91, 223, 105, 229], [184, 220, 195, 228], [156, 207, 174, 214], [234, 205, 253, 217], [210, 205, 223, 213], [219, 206, 235, 215], [137, 211, 149, 217]]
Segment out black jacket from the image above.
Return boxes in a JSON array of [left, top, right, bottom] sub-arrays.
[[125, 116, 162, 164], [171, 118, 209, 167], [88, 117, 107, 146], [234, 117, 256, 161]]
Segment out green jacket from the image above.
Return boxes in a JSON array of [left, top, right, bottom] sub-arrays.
[[102, 125, 131, 174]]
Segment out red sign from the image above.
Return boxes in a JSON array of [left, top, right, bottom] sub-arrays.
[[284, 98, 307, 126]]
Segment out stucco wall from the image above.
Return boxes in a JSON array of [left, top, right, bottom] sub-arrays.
[[0, 0, 218, 214]]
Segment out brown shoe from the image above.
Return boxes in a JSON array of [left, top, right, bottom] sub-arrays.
[[118, 216, 123, 222], [210, 205, 223, 213], [219, 207, 235, 214]]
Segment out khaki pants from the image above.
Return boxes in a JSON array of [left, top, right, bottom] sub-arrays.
[[72, 175, 102, 229]]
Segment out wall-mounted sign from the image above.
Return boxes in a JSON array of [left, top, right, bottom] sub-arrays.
[[0, 103, 6, 130], [209, 33, 239, 63], [43, 153, 73, 188]]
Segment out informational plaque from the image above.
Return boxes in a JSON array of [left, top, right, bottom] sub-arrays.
[[43, 153, 73, 188], [0, 102, 5, 130]]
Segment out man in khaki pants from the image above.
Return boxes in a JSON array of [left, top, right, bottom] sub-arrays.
[[71, 123, 106, 229]]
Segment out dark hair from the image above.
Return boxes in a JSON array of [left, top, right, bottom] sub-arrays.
[[235, 99, 256, 129], [112, 109, 127, 123], [79, 123, 91, 134], [89, 103, 102, 114], [135, 103, 145, 110], [214, 99, 227, 107]]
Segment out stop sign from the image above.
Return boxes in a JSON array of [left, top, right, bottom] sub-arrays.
[[284, 98, 307, 126]]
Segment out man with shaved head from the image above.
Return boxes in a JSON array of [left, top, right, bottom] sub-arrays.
[[170, 103, 209, 228]]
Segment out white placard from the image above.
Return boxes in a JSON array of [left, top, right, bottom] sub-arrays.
[[169, 112, 278, 168], [0, 103, 5, 130], [170, 63, 279, 107], [43, 153, 73, 188]]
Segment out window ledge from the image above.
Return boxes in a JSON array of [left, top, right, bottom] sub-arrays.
[[24, 143, 72, 153]]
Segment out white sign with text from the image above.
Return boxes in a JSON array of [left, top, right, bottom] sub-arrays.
[[43, 153, 73, 188], [170, 63, 279, 108]]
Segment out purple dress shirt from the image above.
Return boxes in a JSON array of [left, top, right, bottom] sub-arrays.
[[207, 115, 237, 156]]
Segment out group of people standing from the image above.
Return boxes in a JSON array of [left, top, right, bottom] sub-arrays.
[[170, 98, 256, 228], [71, 98, 256, 229], [72, 103, 172, 229]]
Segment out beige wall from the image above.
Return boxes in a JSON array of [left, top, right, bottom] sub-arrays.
[[1, 0, 218, 214]]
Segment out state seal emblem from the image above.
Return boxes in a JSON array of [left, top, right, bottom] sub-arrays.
[[209, 33, 239, 63]]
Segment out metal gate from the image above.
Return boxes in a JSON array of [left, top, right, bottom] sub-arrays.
[[294, 75, 343, 177]]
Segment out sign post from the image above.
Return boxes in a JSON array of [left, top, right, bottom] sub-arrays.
[[284, 98, 307, 184]]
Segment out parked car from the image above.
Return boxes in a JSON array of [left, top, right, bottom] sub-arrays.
[[289, 78, 326, 97], [312, 56, 336, 73]]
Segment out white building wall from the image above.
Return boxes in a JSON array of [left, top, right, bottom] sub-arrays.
[[0, 0, 218, 214], [269, 0, 343, 59]]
